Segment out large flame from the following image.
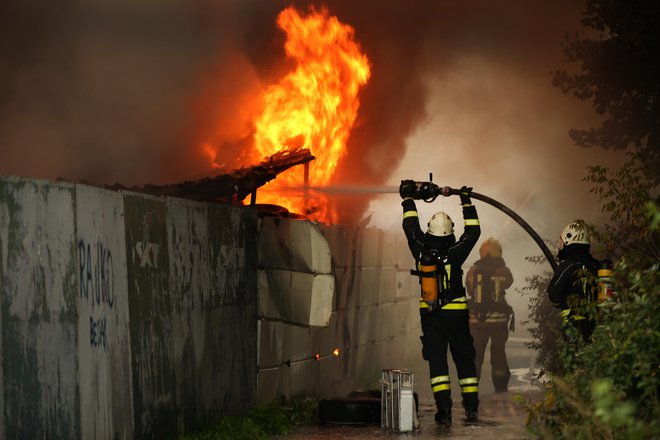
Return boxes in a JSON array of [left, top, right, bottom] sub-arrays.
[[250, 6, 371, 222]]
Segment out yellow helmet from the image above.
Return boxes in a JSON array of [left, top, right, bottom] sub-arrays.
[[479, 237, 502, 258], [427, 211, 454, 237]]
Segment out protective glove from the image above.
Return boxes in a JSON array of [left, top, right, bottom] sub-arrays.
[[459, 186, 473, 205], [399, 180, 416, 199]]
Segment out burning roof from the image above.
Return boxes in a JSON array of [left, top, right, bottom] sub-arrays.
[[106, 148, 315, 206]]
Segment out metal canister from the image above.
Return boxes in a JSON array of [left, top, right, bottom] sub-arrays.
[[597, 259, 614, 302]]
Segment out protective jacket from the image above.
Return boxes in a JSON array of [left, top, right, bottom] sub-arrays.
[[465, 256, 514, 325], [548, 243, 599, 339], [401, 198, 480, 316]]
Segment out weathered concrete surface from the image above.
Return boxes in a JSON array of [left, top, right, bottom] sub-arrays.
[[76, 184, 133, 440], [124, 193, 177, 439], [125, 194, 260, 438], [0, 177, 80, 439], [1, 175, 259, 438]]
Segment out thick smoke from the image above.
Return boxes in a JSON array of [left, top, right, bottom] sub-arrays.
[[0, 0, 623, 225]]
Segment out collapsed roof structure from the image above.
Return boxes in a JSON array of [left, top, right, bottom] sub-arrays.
[[105, 148, 315, 206]]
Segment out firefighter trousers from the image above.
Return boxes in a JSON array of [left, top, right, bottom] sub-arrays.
[[420, 312, 479, 412], [470, 322, 511, 393]]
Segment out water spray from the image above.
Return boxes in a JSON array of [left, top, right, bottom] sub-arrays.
[[304, 178, 557, 270]]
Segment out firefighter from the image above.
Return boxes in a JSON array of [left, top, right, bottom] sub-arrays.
[[465, 238, 514, 394], [399, 181, 481, 425], [547, 220, 599, 342]]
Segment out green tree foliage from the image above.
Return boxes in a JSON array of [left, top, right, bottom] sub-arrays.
[[584, 149, 659, 267], [552, 0, 660, 174], [525, 1, 660, 436], [526, 254, 660, 439]]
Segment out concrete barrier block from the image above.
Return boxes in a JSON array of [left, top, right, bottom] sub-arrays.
[[346, 268, 359, 310], [356, 227, 383, 268], [354, 343, 382, 385], [288, 361, 318, 398], [381, 230, 401, 267], [392, 301, 414, 337], [404, 330, 423, 366], [282, 323, 313, 365], [356, 307, 376, 346], [396, 235, 415, 267], [258, 319, 283, 369], [259, 269, 334, 326], [396, 270, 418, 300], [338, 308, 357, 352], [320, 223, 352, 268], [385, 336, 408, 370], [257, 269, 282, 320], [357, 267, 381, 307], [317, 355, 343, 398], [312, 312, 340, 357], [290, 272, 334, 327], [372, 340, 388, 371], [374, 303, 394, 342], [278, 364, 291, 399], [259, 217, 331, 274], [332, 267, 355, 312], [396, 297, 422, 331], [256, 368, 280, 405], [379, 266, 397, 305]]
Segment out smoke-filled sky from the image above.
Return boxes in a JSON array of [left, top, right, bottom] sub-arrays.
[[1, 0, 626, 331]]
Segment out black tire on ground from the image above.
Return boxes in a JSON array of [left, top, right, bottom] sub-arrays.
[[318, 397, 381, 426]]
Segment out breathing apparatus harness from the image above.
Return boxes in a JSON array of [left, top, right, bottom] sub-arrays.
[[410, 248, 451, 312]]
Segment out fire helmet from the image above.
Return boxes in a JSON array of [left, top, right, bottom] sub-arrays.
[[479, 237, 502, 258], [560, 220, 591, 246], [427, 211, 454, 237]]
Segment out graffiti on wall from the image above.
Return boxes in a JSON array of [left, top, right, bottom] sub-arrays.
[[79, 239, 115, 350]]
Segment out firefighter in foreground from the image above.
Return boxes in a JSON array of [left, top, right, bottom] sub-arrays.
[[399, 180, 480, 424], [547, 220, 599, 342], [465, 238, 514, 394]]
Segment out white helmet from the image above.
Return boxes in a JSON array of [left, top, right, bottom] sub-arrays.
[[428, 211, 454, 237], [560, 220, 591, 246]]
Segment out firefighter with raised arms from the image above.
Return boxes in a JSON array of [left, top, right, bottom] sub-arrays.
[[399, 180, 481, 425]]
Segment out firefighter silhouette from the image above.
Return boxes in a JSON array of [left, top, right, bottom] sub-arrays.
[[465, 238, 514, 394], [400, 182, 481, 424]]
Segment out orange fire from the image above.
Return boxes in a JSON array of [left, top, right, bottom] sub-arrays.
[[250, 6, 371, 222]]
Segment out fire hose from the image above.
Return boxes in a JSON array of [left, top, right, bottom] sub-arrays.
[[404, 180, 557, 270]]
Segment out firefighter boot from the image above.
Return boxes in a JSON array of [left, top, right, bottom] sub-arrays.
[[434, 396, 452, 425], [463, 398, 479, 422], [434, 407, 452, 425]]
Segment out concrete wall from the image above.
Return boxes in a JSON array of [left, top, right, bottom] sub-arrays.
[[0, 176, 259, 439], [0, 173, 423, 435], [256, 220, 422, 403]]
